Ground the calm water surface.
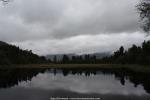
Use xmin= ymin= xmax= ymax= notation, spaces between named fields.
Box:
xmin=0 ymin=68 xmax=150 ymax=100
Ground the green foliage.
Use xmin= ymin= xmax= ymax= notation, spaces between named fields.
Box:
xmin=107 ymin=41 xmax=150 ymax=65
xmin=0 ymin=41 xmax=49 ymax=65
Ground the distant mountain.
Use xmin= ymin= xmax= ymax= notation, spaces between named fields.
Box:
xmin=0 ymin=41 xmax=48 ymax=65
xmin=46 ymin=52 xmax=111 ymax=61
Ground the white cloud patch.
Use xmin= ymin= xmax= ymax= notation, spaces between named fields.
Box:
xmin=11 ymin=32 xmax=149 ymax=55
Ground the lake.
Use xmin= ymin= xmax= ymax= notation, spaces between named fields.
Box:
xmin=0 ymin=68 xmax=150 ymax=100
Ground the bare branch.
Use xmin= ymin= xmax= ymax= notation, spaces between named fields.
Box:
xmin=137 ymin=0 xmax=150 ymax=33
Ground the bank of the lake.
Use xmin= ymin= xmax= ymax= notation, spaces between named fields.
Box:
xmin=0 ymin=64 xmax=150 ymax=74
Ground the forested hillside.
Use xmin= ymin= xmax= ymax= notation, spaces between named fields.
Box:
xmin=0 ymin=41 xmax=48 ymax=65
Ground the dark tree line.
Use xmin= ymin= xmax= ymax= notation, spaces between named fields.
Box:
xmin=0 ymin=41 xmax=49 ymax=65
xmin=53 ymin=54 xmax=97 ymax=64
xmin=53 ymin=41 xmax=150 ymax=65
xmin=103 ymin=40 xmax=150 ymax=65
xmin=60 ymin=55 xmax=96 ymax=64
xmin=0 ymin=40 xmax=150 ymax=65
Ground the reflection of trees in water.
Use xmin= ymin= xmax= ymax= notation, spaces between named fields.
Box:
xmin=0 ymin=68 xmax=45 ymax=88
xmin=112 ymin=69 xmax=150 ymax=94
xmin=0 ymin=68 xmax=150 ymax=94
xmin=54 ymin=68 xmax=150 ymax=94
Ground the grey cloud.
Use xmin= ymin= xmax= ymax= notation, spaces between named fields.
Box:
xmin=1 ymin=0 xmax=148 ymax=55
xmin=52 ymin=0 xmax=140 ymax=38
xmin=0 ymin=0 xmax=141 ymax=42
xmin=17 ymin=0 xmax=65 ymax=25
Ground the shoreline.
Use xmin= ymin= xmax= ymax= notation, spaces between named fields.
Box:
xmin=0 ymin=64 xmax=150 ymax=73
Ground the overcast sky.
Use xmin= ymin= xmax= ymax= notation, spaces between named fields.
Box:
xmin=0 ymin=0 xmax=150 ymax=55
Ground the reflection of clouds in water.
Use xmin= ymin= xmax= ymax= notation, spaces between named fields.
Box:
xmin=16 ymin=72 xmax=148 ymax=96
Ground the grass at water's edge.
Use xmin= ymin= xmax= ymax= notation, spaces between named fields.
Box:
xmin=0 ymin=64 xmax=150 ymax=73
